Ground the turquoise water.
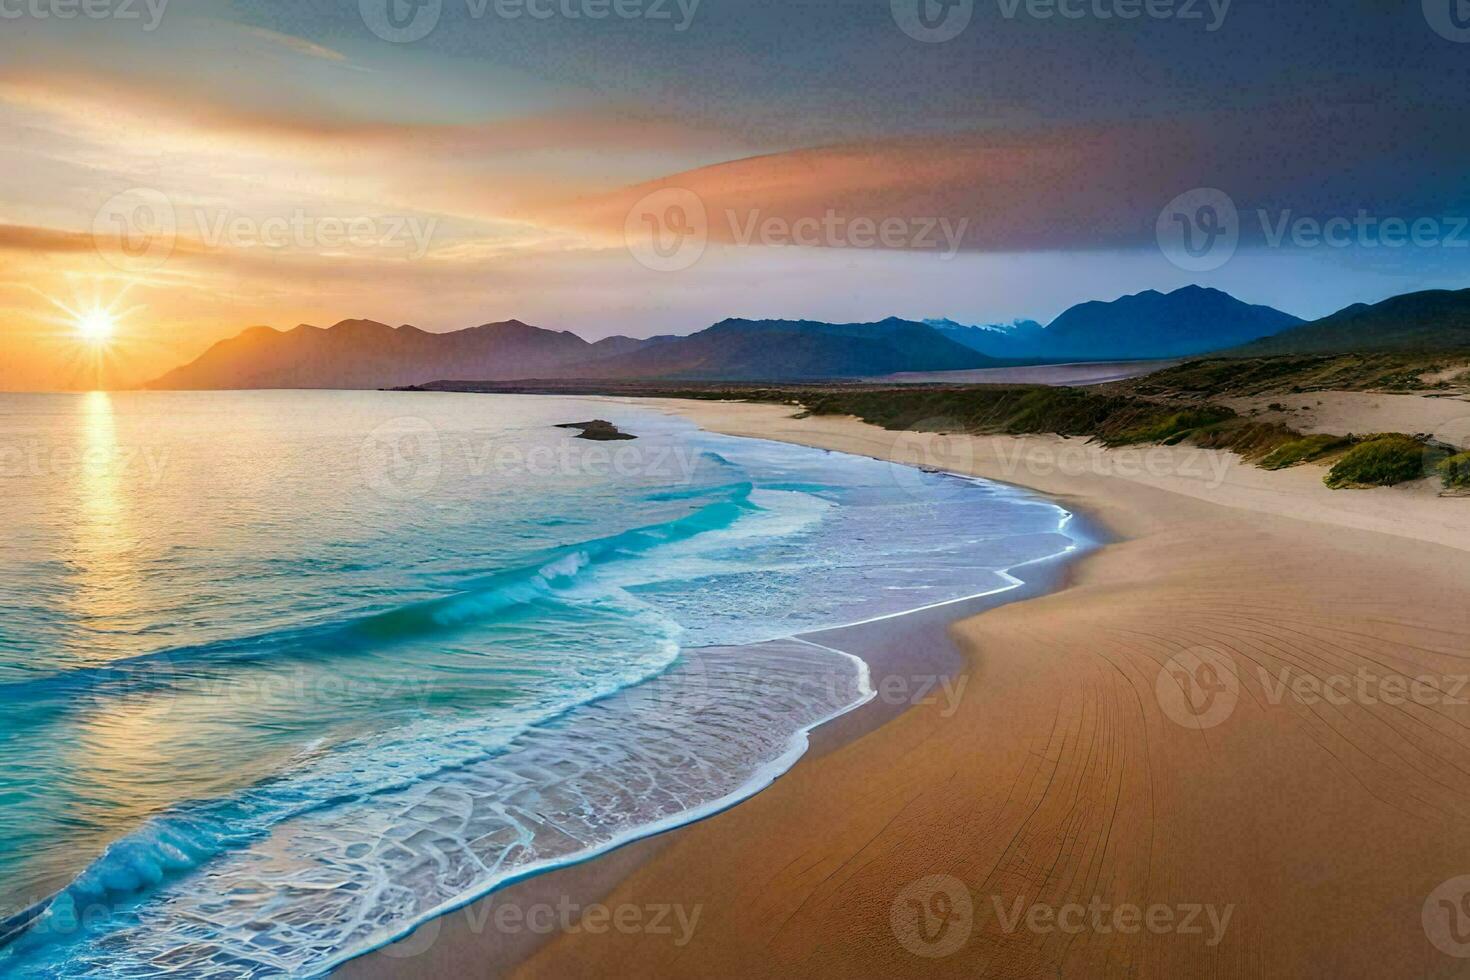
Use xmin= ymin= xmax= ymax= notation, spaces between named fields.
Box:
xmin=0 ymin=391 xmax=1076 ymax=976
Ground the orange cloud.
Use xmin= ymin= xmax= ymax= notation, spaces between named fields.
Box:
xmin=542 ymin=104 xmax=1470 ymax=254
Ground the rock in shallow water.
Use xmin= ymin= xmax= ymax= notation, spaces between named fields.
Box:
xmin=555 ymin=420 xmax=637 ymax=441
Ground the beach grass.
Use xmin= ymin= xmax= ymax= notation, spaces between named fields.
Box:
xmin=1259 ymin=433 xmax=1355 ymax=470
xmin=1439 ymin=452 xmax=1470 ymax=489
xmin=1323 ymin=434 xmax=1441 ymax=488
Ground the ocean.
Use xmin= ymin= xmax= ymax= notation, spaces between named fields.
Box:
xmin=0 ymin=390 xmax=1078 ymax=976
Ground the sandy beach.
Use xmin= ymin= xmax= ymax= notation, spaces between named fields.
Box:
xmin=350 ymin=397 xmax=1470 ymax=979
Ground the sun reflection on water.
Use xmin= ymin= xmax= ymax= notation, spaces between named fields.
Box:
xmin=65 ymin=391 xmax=145 ymax=665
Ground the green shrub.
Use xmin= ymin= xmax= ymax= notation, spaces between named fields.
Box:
xmin=1259 ymin=434 xmax=1353 ymax=471
xmin=1193 ymin=421 xmax=1300 ymax=461
xmin=1323 ymin=435 xmax=1432 ymax=489
xmin=1439 ymin=452 xmax=1470 ymax=489
xmin=1104 ymin=407 xmax=1235 ymax=447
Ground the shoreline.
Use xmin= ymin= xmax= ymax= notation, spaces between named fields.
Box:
xmin=344 ymin=545 xmax=1098 ymax=978
xmin=488 ymin=398 xmax=1470 ymax=978
xmin=340 ymin=419 xmax=1103 ymax=979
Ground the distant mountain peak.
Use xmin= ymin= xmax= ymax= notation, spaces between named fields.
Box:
xmin=1036 ymin=286 xmax=1303 ymax=360
xmin=327 ymin=318 xmax=395 ymax=331
xmin=1229 ymin=287 xmax=1470 ymax=355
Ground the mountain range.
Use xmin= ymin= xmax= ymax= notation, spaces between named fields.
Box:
xmin=929 ymin=286 xmax=1302 ymax=361
xmin=145 ymin=284 xmax=1470 ymax=390
xmin=147 ymin=315 xmax=998 ymax=389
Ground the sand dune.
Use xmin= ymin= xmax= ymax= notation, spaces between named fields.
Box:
xmin=1227 ymin=390 xmax=1470 ymax=451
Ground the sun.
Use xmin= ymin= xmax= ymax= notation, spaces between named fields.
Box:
xmin=77 ymin=308 xmax=116 ymax=343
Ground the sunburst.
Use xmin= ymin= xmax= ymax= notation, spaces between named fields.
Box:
xmin=76 ymin=308 xmax=117 ymax=343
xmin=33 ymin=281 xmax=148 ymax=389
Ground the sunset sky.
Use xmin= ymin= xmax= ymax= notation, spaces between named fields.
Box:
xmin=3 ymin=0 xmax=1470 ymax=390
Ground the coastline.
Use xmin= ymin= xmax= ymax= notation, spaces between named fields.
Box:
xmin=493 ymin=398 xmax=1470 ymax=977
xmin=341 ymin=542 xmax=1098 ymax=979
xmin=338 ymin=413 xmax=1101 ymax=979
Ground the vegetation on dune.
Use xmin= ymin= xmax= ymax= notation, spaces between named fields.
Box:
xmin=1259 ymin=434 xmax=1355 ymax=471
xmin=1105 ymin=407 xmax=1236 ymax=447
xmin=419 ymin=353 xmax=1470 ymax=495
xmin=1125 ymin=351 xmax=1470 ymax=399
xmin=1190 ymin=421 xmax=1310 ymax=462
xmin=795 ymin=387 xmax=1455 ymax=492
xmin=1323 ymin=435 xmax=1440 ymax=489
xmin=1439 ymin=453 xmax=1470 ymax=490
xmin=796 ymin=386 xmax=1236 ymax=447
